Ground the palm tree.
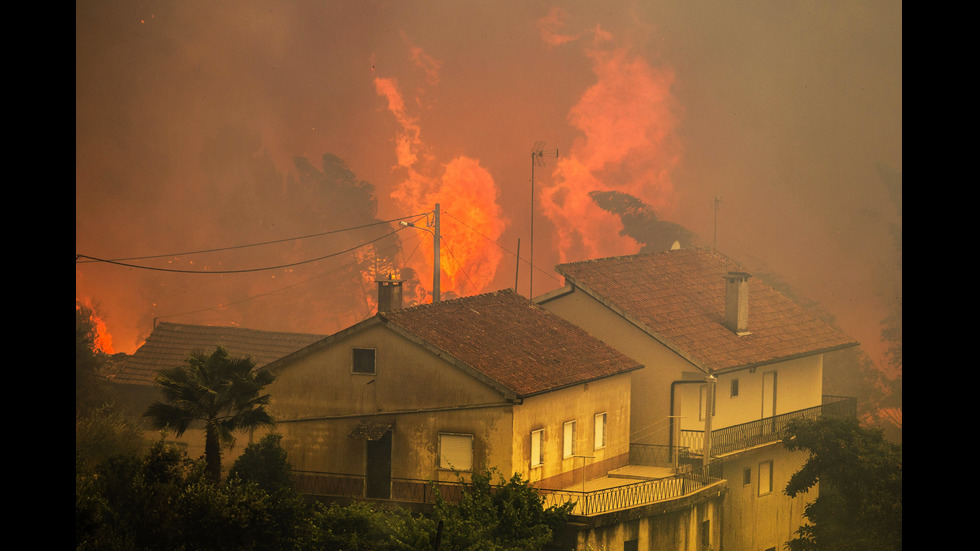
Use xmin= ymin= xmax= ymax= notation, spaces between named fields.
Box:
xmin=143 ymin=346 xmax=276 ymax=482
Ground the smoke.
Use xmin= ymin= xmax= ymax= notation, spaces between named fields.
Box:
xmin=538 ymin=18 xmax=683 ymax=263
xmin=76 ymin=0 xmax=901 ymax=394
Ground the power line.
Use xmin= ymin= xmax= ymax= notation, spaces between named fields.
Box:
xmin=76 ymin=226 xmax=411 ymax=275
xmin=443 ymin=210 xmax=560 ymax=284
xmin=75 ymin=214 xmax=426 ymax=264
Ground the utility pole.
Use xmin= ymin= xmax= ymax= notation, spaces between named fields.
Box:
xmin=432 ymin=203 xmax=440 ymax=302
xmin=529 ymin=142 xmax=557 ymax=298
xmin=399 ymin=204 xmax=441 ymax=303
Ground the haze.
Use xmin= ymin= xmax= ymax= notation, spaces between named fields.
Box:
xmin=75 ymin=0 xmax=901 ymax=388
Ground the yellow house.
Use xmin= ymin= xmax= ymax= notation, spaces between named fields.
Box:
xmin=260 ymin=286 xmax=643 ymax=502
xmin=537 ymin=247 xmax=859 ymax=551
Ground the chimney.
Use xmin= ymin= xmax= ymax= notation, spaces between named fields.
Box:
xmin=376 ymin=275 xmax=404 ymax=313
xmin=723 ymin=272 xmax=751 ymax=335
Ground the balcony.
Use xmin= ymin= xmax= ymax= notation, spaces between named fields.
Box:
xmin=289 ymin=398 xmax=854 ymax=518
xmin=679 ymin=395 xmax=857 ymax=458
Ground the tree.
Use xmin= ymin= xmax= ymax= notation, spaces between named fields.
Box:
xmin=229 ymin=433 xmax=295 ymax=494
xmin=782 ymin=416 xmax=902 ymax=551
xmin=143 ymin=346 xmax=276 ymax=483
xmin=431 ymin=468 xmax=575 ymax=550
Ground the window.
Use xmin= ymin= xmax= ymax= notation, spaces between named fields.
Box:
xmin=758 ymin=460 xmax=773 ymax=495
xmin=352 ymin=347 xmax=376 ymax=374
xmin=563 ymin=420 xmax=576 ymax=458
xmin=530 ymin=429 xmax=544 ymax=468
xmin=731 ymin=378 xmax=740 ymax=397
xmin=594 ymin=412 xmax=607 ymax=450
xmin=700 ymin=520 xmax=710 ymax=549
xmin=743 ymin=467 xmax=752 ymax=486
xmin=439 ymin=433 xmax=473 ymax=471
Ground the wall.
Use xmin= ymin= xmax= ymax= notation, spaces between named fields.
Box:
xmin=512 ymin=374 xmax=632 ymax=489
xmin=265 ymin=321 xmax=514 ymax=480
xmin=540 ymin=287 xmax=698 ymax=447
xmin=717 ymin=445 xmax=813 ymax=551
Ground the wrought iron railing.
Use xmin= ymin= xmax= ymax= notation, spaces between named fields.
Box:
xmin=290 ymin=470 xmax=468 ymax=504
xmin=538 ymin=464 xmax=721 ymax=516
xmin=680 ymin=395 xmax=857 ymax=456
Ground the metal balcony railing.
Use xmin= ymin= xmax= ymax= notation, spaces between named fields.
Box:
xmin=538 ymin=464 xmax=722 ymax=516
xmin=680 ymin=395 xmax=857 ymax=456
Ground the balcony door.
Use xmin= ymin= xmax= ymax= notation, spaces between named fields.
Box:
xmin=762 ymin=371 xmax=777 ymax=419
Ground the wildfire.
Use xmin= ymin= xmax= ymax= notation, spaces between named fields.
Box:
xmin=538 ymin=20 xmax=682 ymax=263
xmin=375 ymin=47 xmax=506 ymax=300
xmin=76 ymin=299 xmax=116 ymax=355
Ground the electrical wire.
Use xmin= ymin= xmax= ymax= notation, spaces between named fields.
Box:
xmin=443 ymin=210 xmax=561 ymax=284
xmin=75 ymin=213 xmax=426 ymax=264
xmin=76 ymin=226 xmax=410 ymax=275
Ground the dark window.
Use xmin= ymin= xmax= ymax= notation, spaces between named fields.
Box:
xmin=743 ymin=467 xmax=752 ymax=486
xmin=700 ymin=520 xmax=710 ymax=548
xmin=731 ymin=378 xmax=740 ymax=397
xmin=623 ymin=541 xmax=638 ymax=551
xmin=352 ymin=347 xmax=376 ymax=374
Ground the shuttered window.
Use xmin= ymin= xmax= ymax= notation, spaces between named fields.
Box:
xmin=563 ymin=420 xmax=576 ymax=458
xmin=530 ymin=429 xmax=544 ymax=467
xmin=352 ymin=347 xmax=376 ymax=374
xmin=439 ymin=433 xmax=473 ymax=471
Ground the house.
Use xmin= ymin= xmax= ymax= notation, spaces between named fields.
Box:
xmin=536 ymin=247 xmax=859 ymax=550
xmin=260 ymin=285 xmax=644 ymax=500
xmin=107 ymin=321 xmax=325 ymax=460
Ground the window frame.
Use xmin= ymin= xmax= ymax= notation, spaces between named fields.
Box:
xmin=530 ymin=429 xmax=544 ymax=468
xmin=563 ymin=420 xmax=576 ymax=459
xmin=438 ymin=432 xmax=474 ymax=472
xmin=758 ymin=460 xmax=773 ymax=496
xmin=731 ymin=378 xmax=740 ymax=397
xmin=351 ymin=347 xmax=377 ymax=375
xmin=594 ymin=412 xmax=607 ymax=450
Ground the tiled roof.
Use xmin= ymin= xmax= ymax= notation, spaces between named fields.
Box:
xmin=554 ymin=248 xmax=858 ymax=373
xmin=108 ymin=322 xmax=325 ymax=386
xmin=380 ymin=289 xmax=642 ymax=398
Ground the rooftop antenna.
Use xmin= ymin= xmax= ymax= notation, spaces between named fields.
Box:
xmin=713 ymin=195 xmax=723 ymax=251
xmin=530 ymin=141 xmax=558 ymax=298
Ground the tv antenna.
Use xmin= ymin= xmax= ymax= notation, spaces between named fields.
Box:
xmin=529 ymin=141 xmax=558 ymax=298
xmin=713 ymin=195 xmax=723 ymax=251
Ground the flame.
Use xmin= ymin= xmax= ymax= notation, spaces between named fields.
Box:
xmin=538 ymin=22 xmax=682 ymax=263
xmin=76 ymin=298 xmax=116 ymax=355
xmin=375 ymin=45 xmax=506 ymax=300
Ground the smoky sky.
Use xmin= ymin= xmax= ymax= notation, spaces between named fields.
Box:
xmin=76 ymin=0 xmax=901 ymax=378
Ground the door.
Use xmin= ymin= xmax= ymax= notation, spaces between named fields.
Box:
xmin=762 ymin=370 xmax=777 ymax=420
xmin=366 ymin=430 xmax=392 ymax=499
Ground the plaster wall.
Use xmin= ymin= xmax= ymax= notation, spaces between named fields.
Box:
xmin=540 ymin=287 xmax=697 ymax=447
xmin=719 ymin=445 xmax=813 ymax=551
xmin=675 ymin=354 xmax=824 ymax=433
xmin=511 ymin=374 xmax=632 ymax=488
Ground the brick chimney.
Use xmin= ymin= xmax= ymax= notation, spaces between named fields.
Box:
xmin=376 ymin=275 xmax=404 ymax=313
xmin=723 ymin=272 xmax=751 ymax=335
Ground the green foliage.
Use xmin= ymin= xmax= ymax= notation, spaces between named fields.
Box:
xmin=229 ymin=433 xmax=295 ymax=494
xmin=143 ymin=346 xmax=277 ymax=482
xmin=432 ymin=468 xmax=575 ymax=551
xmin=782 ymin=417 xmax=902 ymax=551
xmin=76 ymin=404 xmax=150 ymax=471
xmin=77 ymin=438 xmax=569 ymax=551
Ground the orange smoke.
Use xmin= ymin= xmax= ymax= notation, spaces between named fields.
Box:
xmin=539 ymin=22 xmax=682 ymax=263
xmin=375 ymin=45 xmax=506 ymax=300
xmin=76 ymin=298 xmax=116 ymax=355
